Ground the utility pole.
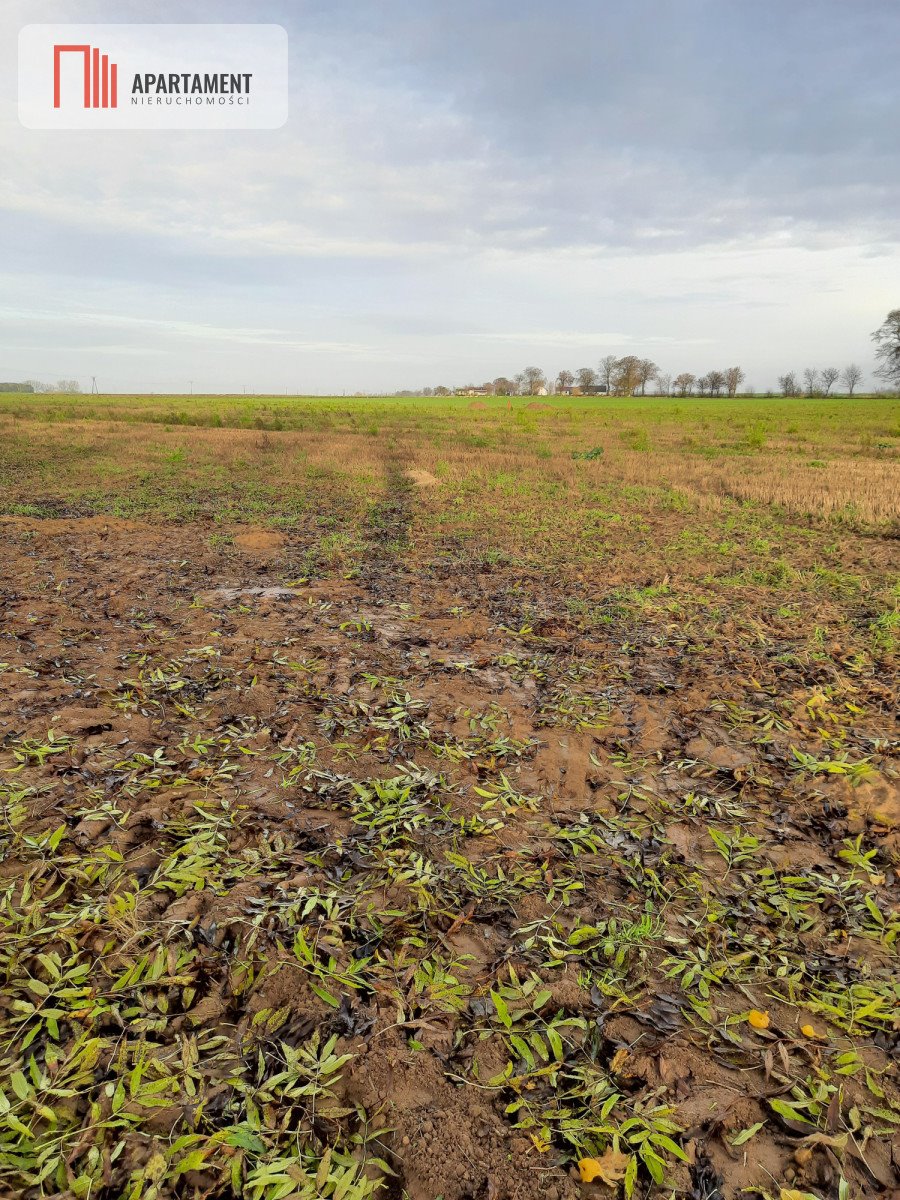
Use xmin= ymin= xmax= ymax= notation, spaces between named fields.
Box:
xmin=189 ymin=380 xmax=193 ymax=396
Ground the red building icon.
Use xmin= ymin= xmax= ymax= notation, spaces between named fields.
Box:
xmin=53 ymin=44 xmax=118 ymax=108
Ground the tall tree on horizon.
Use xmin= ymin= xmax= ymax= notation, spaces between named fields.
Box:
xmin=707 ymin=369 xmax=725 ymax=396
xmin=598 ymin=354 xmax=618 ymax=394
xmin=724 ymin=366 xmax=745 ymax=396
xmin=637 ymin=358 xmax=658 ymax=395
xmin=521 ymin=366 xmax=547 ymax=395
xmin=841 ymin=364 xmax=862 ymax=396
xmin=872 ymin=309 xmax=900 ymax=389
xmin=820 ymin=367 xmax=839 ymax=395
xmin=614 ymin=355 xmax=642 ymax=396
xmin=779 ymin=372 xmax=801 ymax=397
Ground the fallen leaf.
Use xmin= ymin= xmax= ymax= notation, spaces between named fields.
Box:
xmin=579 ymin=1158 xmax=601 ymax=1182
xmin=730 ymin=1120 xmax=765 ymax=1147
xmin=446 ymin=901 xmax=477 ymax=937
xmin=779 ymin=1190 xmax=822 ymax=1200
xmin=798 ymin=1132 xmax=848 ymax=1152
xmin=145 ymin=1153 xmax=167 ymax=1185
xmin=748 ymin=1009 xmax=770 ymax=1029
xmin=578 ymin=1148 xmax=631 ymax=1186
xmin=800 ymin=1024 xmax=819 ymax=1038
xmin=609 ymin=1048 xmax=629 ymax=1074
xmin=825 ymin=1090 xmax=841 ymax=1133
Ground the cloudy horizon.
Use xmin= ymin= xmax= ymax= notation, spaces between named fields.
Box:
xmin=2 ymin=0 xmax=898 ymax=394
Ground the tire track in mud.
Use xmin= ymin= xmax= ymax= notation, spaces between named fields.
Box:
xmin=359 ymin=456 xmax=414 ymax=595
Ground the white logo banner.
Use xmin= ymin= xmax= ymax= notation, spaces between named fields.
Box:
xmin=19 ymin=24 xmax=288 ymax=129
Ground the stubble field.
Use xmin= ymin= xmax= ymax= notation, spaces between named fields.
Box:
xmin=0 ymin=392 xmax=898 ymax=1200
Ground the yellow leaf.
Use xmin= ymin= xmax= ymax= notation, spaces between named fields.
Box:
xmin=748 ymin=1009 xmax=770 ymax=1029
xmin=800 ymin=1024 xmax=819 ymax=1038
xmin=579 ymin=1159 xmax=602 ymax=1183
xmin=609 ymin=1048 xmax=629 ymax=1074
xmin=780 ymin=1189 xmax=822 ymax=1200
xmin=145 ymin=1153 xmax=167 ymax=1185
xmin=578 ymin=1149 xmax=631 ymax=1186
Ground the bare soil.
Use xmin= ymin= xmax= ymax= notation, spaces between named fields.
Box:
xmin=0 ymin=512 xmax=897 ymax=1200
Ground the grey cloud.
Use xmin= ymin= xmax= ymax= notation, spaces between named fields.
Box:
xmin=0 ymin=0 xmax=897 ymax=391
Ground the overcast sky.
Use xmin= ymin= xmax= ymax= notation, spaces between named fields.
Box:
xmin=2 ymin=0 xmax=898 ymax=393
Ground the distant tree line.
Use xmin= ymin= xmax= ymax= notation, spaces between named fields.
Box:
xmin=420 ymin=312 xmax=900 ymax=400
xmin=776 ymin=365 xmax=862 ymax=397
xmin=422 ymin=358 xmax=863 ymax=398
xmin=0 ymin=379 xmax=83 ymax=393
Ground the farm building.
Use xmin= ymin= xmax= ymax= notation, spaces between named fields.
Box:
xmin=558 ymin=384 xmax=609 ymax=396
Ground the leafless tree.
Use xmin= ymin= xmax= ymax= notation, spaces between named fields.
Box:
xmin=576 ymin=367 xmax=598 ymax=390
xmin=840 ymin=364 xmax=862 ymax=396
xmin=724 ymin=366 xmax=745 ymax=397
xmin=819 ymin=367 xmax=839 ymax=396
xmin=493 ymin=376 xmax=515 ymax=395
xmin=521 ymin=367 xmax=547 ymax=395
xmin=707 ymin=370 xmax=725 ymax=396
xmin=556 ymin=369 xmax=574 ymax=392
xmin=598 ymin=354 xmax=618 ymax=395
xmin=56 ymin=380 xmax=82 ymax=393
xmin=803 ymin=368 xmax=820 ymax=397
xmin=434 ymin=385 xmax=451 ymax=396
xmin=614 ymin=355 xmax=642 ymax=396
xmin=778 ymin=372 xmax=801 ymax=397
xmin=655 ymin=372 xmax=672 ymax=396
xmin=637 ymin=358 xmax=658 ymax=396
xmin=695 ymin=374 xmax=710 ymax=396
xmin=872 ymin=308 xmax=900 ymax=389
xmin=673 ymin=372 xmax=695 ymax=396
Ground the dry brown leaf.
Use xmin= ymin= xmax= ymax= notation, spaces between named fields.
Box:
xmin=578 ymin=1148 xmax=631 ymax=1186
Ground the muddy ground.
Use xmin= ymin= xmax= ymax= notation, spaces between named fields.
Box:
xmin=0 ymin=510 xmax=897 ymax=1200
